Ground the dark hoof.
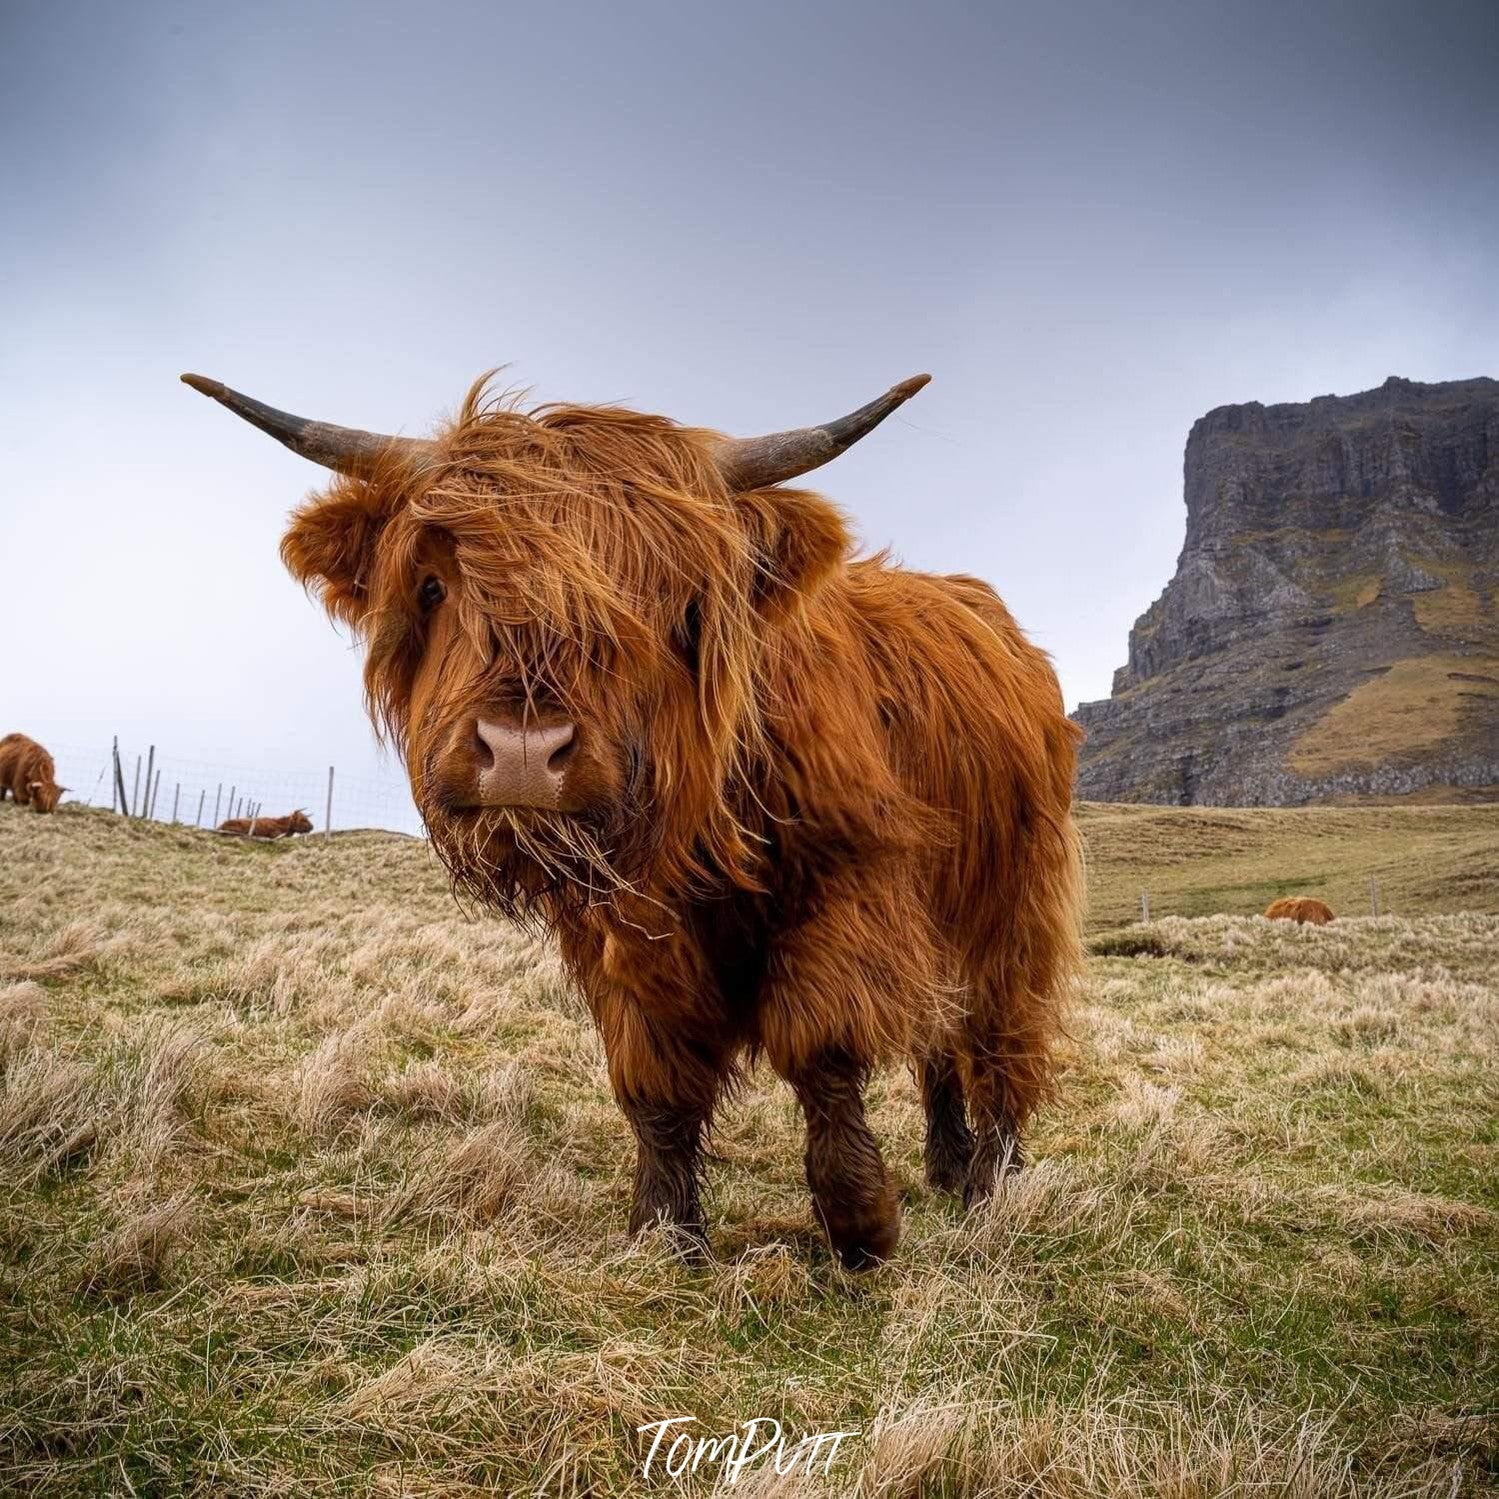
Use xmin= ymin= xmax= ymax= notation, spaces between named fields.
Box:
xmin=836 ymin=1231 xmax=897 ymax=1272
xmin=818 ymin=1191 xmax=901 ymax=1271
xmin=630 ymin=1207 xmax=709 ymax=1264
xmin=924 ymin=1148 xmax=971 ymax=1196
xmin=665 ymin=1225 xmax=711 ymax=1267
xmin=962 ymin=1139 xmax=1025 ymax=1210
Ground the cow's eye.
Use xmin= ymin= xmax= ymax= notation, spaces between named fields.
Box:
xmin=419 ymin=576 xmax=446 ymax=611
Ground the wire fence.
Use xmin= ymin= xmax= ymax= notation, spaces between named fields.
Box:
xmin=48 ymin=739 xmax=425 ymax=839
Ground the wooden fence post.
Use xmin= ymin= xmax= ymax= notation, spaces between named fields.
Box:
xmin=149 ymin=768 xmax=161 ymax=820
xmin=131 ymin=756 xmax=141 ymax=817
xmin=142 ymin=746 xmax=155 ymax=821
xmin=228 ymin=786 xmax=236 ymax=823
xmin=1140 ymin=889 xmax=1150 ymax=923
xmin=171 ymin=783 xmax=180 ymax=824
xmin=196 ymin=789 xmax=205 ymax=827
xmin=325 ymin=766 xmax=334 ymax=838
xmin=1369 ymin=877 xmax=1379 ymax=917
xmin=213 ymin=785 xmax=222 ymax=826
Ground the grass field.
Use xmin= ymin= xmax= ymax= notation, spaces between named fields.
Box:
xmin=1078 ymin=800 xmax=1499 ymax=931
xmin=1 ymin=802 xmax=1495 ymax=1495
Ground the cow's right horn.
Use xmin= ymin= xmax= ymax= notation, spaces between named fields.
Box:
xmin=181 ymin=374 xmax=436 ymax=476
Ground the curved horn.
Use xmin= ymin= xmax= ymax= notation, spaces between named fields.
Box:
xmin=711 ymin=373 xmax=930 ymax=490
xmin=180 ymin=373 xmax=435 ymax=475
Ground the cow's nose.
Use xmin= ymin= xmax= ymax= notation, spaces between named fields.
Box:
xmin=473 ymin=718 xmax=576 ymax=809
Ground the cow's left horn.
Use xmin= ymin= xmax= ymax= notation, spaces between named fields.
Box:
xmin=180 ymin=374 xmax=436 ymax=476
xmin=710 ymin=373 xmax=931 ymax=490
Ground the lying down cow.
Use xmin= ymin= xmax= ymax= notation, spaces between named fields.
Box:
xmin=185 ymin=367 xmax=1082 ymax=1268
xmin=218 ymin=810 xmax=314 ymax=839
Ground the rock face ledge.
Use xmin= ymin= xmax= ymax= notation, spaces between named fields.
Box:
xmin=1074 ymin=376 xmax=1499 ymax=805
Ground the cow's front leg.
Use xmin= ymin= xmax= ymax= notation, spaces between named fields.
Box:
xmin=586 ymin=935 xmax=732 ymax=1259
xmin=618 ymin=1066 xmax=717 ymax=1252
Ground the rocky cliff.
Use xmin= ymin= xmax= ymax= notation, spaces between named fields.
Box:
xmin=1074 ymin=376 xmax=1499 ymax=805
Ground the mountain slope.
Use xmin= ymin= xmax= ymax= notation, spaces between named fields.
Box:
xmin=1075 ymin=376 xmax=1499 ymax=805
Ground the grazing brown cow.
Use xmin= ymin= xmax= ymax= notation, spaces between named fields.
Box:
xmin=0 ymin=733 xmax=66 ymax=813
xmin=218 ymin=810 xmax=314 ymax=839
xmin=1264 ymin=897 xmax=1334 ymax=925
xmin=185 ymin=368 xmax=1083 ymax=1268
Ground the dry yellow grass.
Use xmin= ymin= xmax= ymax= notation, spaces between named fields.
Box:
xmin=1286 ymin=654 xmax=1499 ymax=777
xmin=1078 ymin=797 xmax=1499 ymax=929
xmin=1413 ymin=580 xmax=1491 ymax=638
xmin=1 ymin=802 xmax=1495 ymax=1494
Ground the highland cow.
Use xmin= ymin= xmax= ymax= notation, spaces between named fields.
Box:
xmin=218 ymin=810 xmax=314 ymax=839
xmin=1264 ymin=896 xmax=1334 ymax=924
xmin=184 ymin=368 xmax=1083 ymax=1268
xmin=0 ymin=733 xmax=65 ymax=813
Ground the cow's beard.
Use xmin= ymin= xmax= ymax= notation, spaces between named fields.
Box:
xmin=424 ymin=804 xmax=644 ymax=931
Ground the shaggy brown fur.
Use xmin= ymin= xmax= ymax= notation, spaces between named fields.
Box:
xmin=218 ymin=811 xmax=314 ymax=839
xmin=0 ymin=733 xmax=64 ymax=813
xmin=277 ymin=378 xmax=1083 ymax=1267
xmin=1264 ymin=896 xmax=1334 ymax=925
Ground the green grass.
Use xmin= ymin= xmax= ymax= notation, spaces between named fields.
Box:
xmin=1078 ymin=799 xmax=1499 ymax=930
xmin=1 ymin=803 xmax=1495 ymax=1494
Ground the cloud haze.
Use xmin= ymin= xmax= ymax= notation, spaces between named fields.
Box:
xmin=3 ymin=0 xmax=1495 ymax=828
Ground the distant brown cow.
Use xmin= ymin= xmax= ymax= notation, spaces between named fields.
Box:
xmin=218 ymin=810 xmax=314 ymax=839
xmin=0 ymin=733 xmax=66 ymax=813
xmin=1264 ymin=897 xmax=1334 ymax=924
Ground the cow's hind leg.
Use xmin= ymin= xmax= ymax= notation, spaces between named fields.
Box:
xmin=788 ymin=1049 xmax=900 ymax=1271
xmin=960 ymin=982 xmax=1053 ymax=1207
xmin=963 ymin=1055 xmax=1026 ymax=1207
xmin=919 ymin=1051 xmax=973 ymax=1195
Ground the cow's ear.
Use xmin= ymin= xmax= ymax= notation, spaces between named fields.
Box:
xmin=280 ymin=487 xmax=389 ymax=629
xmin=741 ymin=488 xmax=850 ymax=620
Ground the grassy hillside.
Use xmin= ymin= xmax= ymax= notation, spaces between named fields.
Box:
xmin=1 ymin=803 xmax=1496 ymax=1495
xmin=1079 ymin=799 xmax=1499 ymax=930
xmin=1285 ymin=654 xmax=1499 ymax=780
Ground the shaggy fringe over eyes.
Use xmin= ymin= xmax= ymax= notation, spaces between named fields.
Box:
xmin=284 ymin=376 xmax=849 ymax=909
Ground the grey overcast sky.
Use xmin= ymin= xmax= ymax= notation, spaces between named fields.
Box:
xmin=2 ymin=0 xmax=1496 ymax=827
